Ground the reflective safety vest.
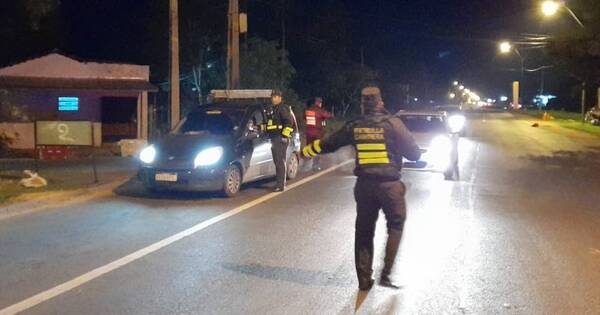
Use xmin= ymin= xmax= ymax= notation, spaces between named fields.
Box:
xmin=265 ymin=104 xmax=294 ymax=138
xmin=266 ymin=119 xmax=294 ymax=137
xmin=305 ymin=110 xmax=317 ymax=127
xmin=353 ymin=128 xmax=390 ymax=166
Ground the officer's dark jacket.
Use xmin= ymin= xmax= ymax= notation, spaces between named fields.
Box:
xmin=309 ymin=109 xmax=421 ymax=180
xmin=266 ymin=103 xmax=294 ymax=138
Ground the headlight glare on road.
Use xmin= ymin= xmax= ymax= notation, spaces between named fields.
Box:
xmin=194 ymin=146 xmax=224 ymax=168
xmin=448 ymin=115 xmax=466 ymax=133
xmin=139 ymin=145 xmax=157 ymax=164
xmin=425 ymin=136 xmax=452 ymax=170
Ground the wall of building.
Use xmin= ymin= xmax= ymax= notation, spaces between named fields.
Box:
xmin=2 ymin=89 xmax=138 ymax=123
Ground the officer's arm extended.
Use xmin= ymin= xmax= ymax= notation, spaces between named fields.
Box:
xmin=280 ymin=105 xmax=294 ymax=138
xmin=302 ymin=123 xmax=353 ymax=158
xmin=390 ymin=118 xmax=421 ymax=162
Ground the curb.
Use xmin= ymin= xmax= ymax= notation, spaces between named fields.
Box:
xmin=0 ymin=176 xmax=131 ymax=221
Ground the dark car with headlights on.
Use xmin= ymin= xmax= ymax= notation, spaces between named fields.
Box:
xmin=397 ymin=111 xmax=464 ymax=181
xmin=138 ymin=103 xmax=301 ymax=196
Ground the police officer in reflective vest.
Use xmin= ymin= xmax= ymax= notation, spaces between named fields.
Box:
xmin=266 ymin=89 xmax=295 ymax=192
xmin=302 ymin=87 xmax=421 ymax=290
xmin=304 ymin=97 xmax=333 ymax=170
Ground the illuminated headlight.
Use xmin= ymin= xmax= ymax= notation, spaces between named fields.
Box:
xmin=194 ymin=146 xmax=224 ymax=168
xmin=423 ymin=136 xmax=452 ymax=169
xmin=139 ymin=145 xmax=157 ymax=164
xmin=448 ymin=115 xmax=466 ymax=133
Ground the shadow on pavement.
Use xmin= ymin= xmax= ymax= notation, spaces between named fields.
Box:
xmin=220 ymin=262 xmax=353 ymax=288
xmin=113 ymin=177 xmax=277 ymax=201
xmin=523 ymin=146 xmax=600 ymax=170
xmin=517 ymin=146 xmax=600 ymax=195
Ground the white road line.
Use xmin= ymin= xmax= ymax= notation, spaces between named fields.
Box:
xmin=0 ymin=159 xmax=354 ymax=315
xmin=458 ymin=143 xmax=480 ymax=311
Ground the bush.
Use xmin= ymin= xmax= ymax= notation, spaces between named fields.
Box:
xmin=0 ymin=132 xmax=16 ymax=157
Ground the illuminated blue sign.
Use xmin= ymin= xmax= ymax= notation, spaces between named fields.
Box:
xmin=58 ymin=97 xmax=79 ymax=111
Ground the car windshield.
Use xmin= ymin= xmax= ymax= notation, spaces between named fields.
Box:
xmin=400 ymin=115 xmax=447 ymax=133
xmin=172 ymin=107 xmax=245 ymax=136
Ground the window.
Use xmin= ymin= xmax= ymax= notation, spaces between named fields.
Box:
xmin=400 ymin=115 xmax=446 ymax=133
xmin=172 ymin=108 xmax=245 ymax=136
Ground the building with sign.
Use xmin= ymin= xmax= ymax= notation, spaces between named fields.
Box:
xmin=0 ymin=53 xmax=157 ymax=152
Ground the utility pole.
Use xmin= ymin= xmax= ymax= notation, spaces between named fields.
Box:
xmin=279 ymin=0 xmax=286 ymax=88
xmin=169 ymin=0 xmax=180 ymax=129
xmin=227 ymin=0 xmax=240 ymax=89
xmin=581 ymin=81 xmax=587 ymax=123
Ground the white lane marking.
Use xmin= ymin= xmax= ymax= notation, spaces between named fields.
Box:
xmin=458 ymin=143 xmax=480 ymax=311
xmin=0 ymin=160 xmax=354 ymax=315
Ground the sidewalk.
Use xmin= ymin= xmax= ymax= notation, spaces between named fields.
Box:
xmin=0 ymin=156 xmax=138 ymax=217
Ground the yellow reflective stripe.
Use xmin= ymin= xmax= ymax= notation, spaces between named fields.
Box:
xmin=303 ymin=146 xmax=317 ymax=158
xmin=357 ymin=143 xmax=386 ymax=151
xmin=358 ymin=158 xmax=390 ymax=165
xmin=282 ymin=127 xmax=293 ymax=137
xmin=358 ymin=151 xmax=388 ymax=159
xmin=266 ymin=125 xmax=278 ymax=130
xmin=313 ymin=139 xmax=322 ymax=153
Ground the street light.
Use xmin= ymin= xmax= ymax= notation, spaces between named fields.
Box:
xmin=499 ymin=41 xmax=525 ymax=78
xmin=449 ymin=92 xmax=456 ymax=99
xmin=540 ymin=0 xmax=585 ymax=28
xmin=499 ymin=41 xmax=512 ymax=54
xmin=541 ymin=0 xmax=560 ymax=17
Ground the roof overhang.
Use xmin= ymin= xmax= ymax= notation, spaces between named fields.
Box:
xmin=0 ymin=76 xmax=158 ymax=92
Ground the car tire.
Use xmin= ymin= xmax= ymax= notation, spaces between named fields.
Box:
xmin=223 ymin=165 xmax=242 ymax=197
xmin=286 ymin=153 xmax=299 ymax=180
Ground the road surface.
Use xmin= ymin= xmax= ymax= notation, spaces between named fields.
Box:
xmin=1 ymin=112 xmax=599 ymax=314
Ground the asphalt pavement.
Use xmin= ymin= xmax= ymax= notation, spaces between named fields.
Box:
xmin=1 ymin=112 xmax=599 ymax=314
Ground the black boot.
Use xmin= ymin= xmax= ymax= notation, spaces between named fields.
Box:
xmin=380 ymin=229 xmax=402 ymax=289
xmin=355 ymin=241 xmax=374 ymax=291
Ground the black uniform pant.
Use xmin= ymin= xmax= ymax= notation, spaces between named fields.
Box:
xmin=353 ymin=177 xmax=407 ymax=284
xmin=271 ymin=136 xmax=288 ymax=189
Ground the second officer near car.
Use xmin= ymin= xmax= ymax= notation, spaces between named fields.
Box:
xmin=266 ymin=89 xmax=295 ymax=192
xmin=302 ymin=86 xmax=421 ymax=290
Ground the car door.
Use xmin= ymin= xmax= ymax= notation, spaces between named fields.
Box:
xmin=243 ymin=109 xmax=275 ymax=182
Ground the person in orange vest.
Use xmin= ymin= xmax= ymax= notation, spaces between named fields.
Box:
xmin=304 ymin=97 xmax=333 ymax=170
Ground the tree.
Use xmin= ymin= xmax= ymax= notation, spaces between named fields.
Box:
xmin=23 ymin=0 xmax=59 ymax=31
xmin=240 ymin=37 xmax=304 ymax=116
xmin=546 ymin=0 xmax=600 ymax=85
xmin=241 ymin=37 xmax=295 ymax=90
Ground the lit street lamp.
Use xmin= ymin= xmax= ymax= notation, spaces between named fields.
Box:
xmin=541 ymin=0 xmax=585 ymax=29
xmin=499 ymin=41 xmax=512 ymax=54
xmin=540 ymin=1 xmax=586 ymax=121
xmin=498 ymin=41 xmax=525 ymax=78
xmin=541 ymin=0 xmax=560 ymax=17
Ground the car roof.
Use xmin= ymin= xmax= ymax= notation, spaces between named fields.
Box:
xmin=205 ymin=101 xmax=264 ymax=108
xmin=396 ymin=110 xmax=446 ymax=117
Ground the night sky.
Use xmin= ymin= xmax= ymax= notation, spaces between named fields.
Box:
xmin=0 ymin=0 xmax=576 ymax=106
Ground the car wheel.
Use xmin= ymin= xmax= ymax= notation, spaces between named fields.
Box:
xmin=223 ymin=165 xmax=242 ymax=197
xmin=286 ymin=153 xmax=299 ymax=180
